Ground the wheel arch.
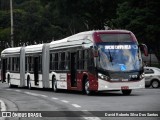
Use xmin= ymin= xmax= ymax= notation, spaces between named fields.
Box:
xmin=7 ymin=73 xmax=10 ymax=83
xmin=50 ymin=72 xmax=58 ymax=80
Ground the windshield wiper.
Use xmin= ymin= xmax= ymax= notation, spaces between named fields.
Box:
xmin=108 ymin=49 xmax=113 ymax=63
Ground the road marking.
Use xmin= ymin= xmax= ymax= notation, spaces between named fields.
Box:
xmin=40 ymin=94 xmax=48 ymax=98
xmin=83 ymin=117 xmax=101 ymax=120
xmin=24 ymin=92 xmax=39 ymax=96
xmin=72 ymin=104 xmax=81 ymax=108
xmin=6 ymin=89 xmax=12 ymax=91
xmin=51 ymin=97 xmax=58 ymax=100
xmin=61 ymin=100 xmax=69 ymax=103
xmin=24 ymin=92 xmax=48 ymax=98
xmin=81 ymin=110 xmax=92 ymax=115
xmin=14 ymin=90 xmax=21 ymax=92
xmin=81 ymin=110 xmax=101 ymax=120
xmin=82 ymin=110 xmax=88 ymax=111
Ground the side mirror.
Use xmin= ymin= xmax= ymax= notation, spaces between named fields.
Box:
xmin=139 ymin=44 xmax=148 ymax=56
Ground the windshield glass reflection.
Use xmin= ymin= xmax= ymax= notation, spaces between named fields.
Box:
xmin=97 ymin=42 xmax=142 ymax=72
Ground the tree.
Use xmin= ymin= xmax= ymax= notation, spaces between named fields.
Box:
xmin=0 ymin=10 xmax=10 ymax=50
xmin=114 ymin=0 xmax=160 ymax=62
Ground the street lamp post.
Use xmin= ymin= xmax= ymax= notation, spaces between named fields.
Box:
xmin=10 ymin=0 xmax=14 ymax=47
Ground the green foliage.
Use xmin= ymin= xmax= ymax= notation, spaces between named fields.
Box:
xmin=0 ymin=0 xmax=159 ymax=63
xmin=0 ymin=0 xmax=118 ymax=47
xmin=0 ymin=27 xmax=10 ymax=51
xmin=0 ymin=10 xmax=10 ymax=50
xmin=114 ymin=0 xmax=160 ymax=61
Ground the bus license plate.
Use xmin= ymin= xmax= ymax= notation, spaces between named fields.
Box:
xmin=121 ymin=86 xmax=129 ymax=90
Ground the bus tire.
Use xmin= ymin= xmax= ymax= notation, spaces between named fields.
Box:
xmin=53 ymin=77 xmax=58 ymax=92
xmin=8 ymin=75 xmax=13 ymax=88
xmin=122 ymin=90 xmax=132 ymax=95
xmin=85 ymin=79 xmax=93 ymax=95
xmin=27 ymin=76 xmax=32 ymax=90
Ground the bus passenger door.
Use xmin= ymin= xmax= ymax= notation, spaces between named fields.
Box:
xmin=34 ymin=57 xmax=39 ymax=85
xmin=70 ymin=52 xmax=77 ymax=87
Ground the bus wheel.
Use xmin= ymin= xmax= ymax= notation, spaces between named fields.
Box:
xmin=27 ymin=77 xmax=32 ymax=90
xmin=53 ymin=78 xmax=58 ymax=92
xmin=122 ymin=90 xmax=132 ymax=95
xmin=8 ymin=75 xmax=13 ymax=88
xmin=85 ymin=80 xmax=92 ymax=95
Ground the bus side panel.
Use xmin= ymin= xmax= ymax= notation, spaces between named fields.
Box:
xmin=7 ymin=72 xmax=20 ymax=86
xmin=76 ymin=72 xmax=83 ymax=91
xmin=26 ymin=73 xmax=43 ymax=88
xmin=88 ymin=73 xmax=98 ymax=91
xmin=67 ymin=73 xmax=71 ymax=90
xmin=56 ymin=73 xmax=67 ymax=89
xmin=67 ymin=72 xmax=98 ymax=91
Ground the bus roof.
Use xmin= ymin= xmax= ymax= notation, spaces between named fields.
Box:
xmin=1 ymin=47 xmax=21 ymax=56
xmin=1 ymin=44 xmax=43 ymax=57
xmin=25 ymin=44 xmax=43 ymax=54
xmin=49 ymin=30 xmax=132 ymax=49
xmin=1 ymin=30 xmax=134 ymax=56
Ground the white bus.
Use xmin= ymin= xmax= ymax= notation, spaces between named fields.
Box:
xmin=1 ymin=44 xmax=50 ymax=89
xmin=1 ymin=30 xmax=148 ymax=95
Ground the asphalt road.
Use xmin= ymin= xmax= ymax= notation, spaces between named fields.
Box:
xmin=0 ymin=82 xmax=160 ymax=120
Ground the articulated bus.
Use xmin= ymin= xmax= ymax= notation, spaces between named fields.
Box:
xmin=1 ymin=30 xmax=148 ymax=95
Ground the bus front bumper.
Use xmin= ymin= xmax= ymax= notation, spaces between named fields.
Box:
xmin=97 ymin=78 xmax=145 ymax=91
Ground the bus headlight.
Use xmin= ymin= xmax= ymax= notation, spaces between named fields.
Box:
xmin=140 ymin=73 xmax=145 ymax=79
xmin=98 ymin=73 xmax=109 ymax=81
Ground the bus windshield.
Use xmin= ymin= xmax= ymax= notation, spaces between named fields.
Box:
xmin=97 ymin=42 xmax=142 ymax=72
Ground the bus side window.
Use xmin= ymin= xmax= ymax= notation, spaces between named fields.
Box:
xmin=38 ymin=55 xmax=42 ymax=72
xmin=7 ymin=58 xmax=8 ymax=71
xmin=50 ymin=54 xmax=52 ymax=70
xmin=60 ymin=52 xmax=65 ymax=70
xmin=54 ymin=53 xmax=59 ymax=70
xmin=8 ymin=58 xmax=10 ymax=71
xmin=52 ymin=53 xmax=55 ymax=70
xmin=66 ymin=52 xmax=70 ymax=70
xmin=77 ymin=51 xmax=80 ymax=70
xmin=15 ymin=57 xmax=17 ymax=71
xmin=80 ymin=50 xmax=88 ymax=70
xmin=31 ymin=57 xmax=34 ymax=72
xmin=84 ymin=50 xmax=88 ymax=70
xmin=12 ymin=57 xmax=14 ymax=71
xmin=14 ymin=57 xmax=16 ymax=71
xmin=9 ymin=58 xmax=11 ymax=71
xmin=17 ymin=57 xmax=20 ymax=72
xmin=7 ymin=58 xmax=10 ymax=71
xmin=82 ymin=50 xmax=85 ymax=70
xmin=28 ymin=56 xmax=32 ymax=72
